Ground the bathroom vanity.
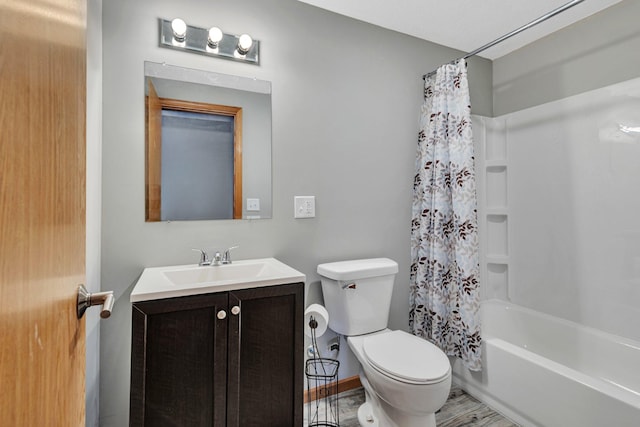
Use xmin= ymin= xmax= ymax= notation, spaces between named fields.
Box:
xmin=129 ymin=258 xmax=305 ymax=426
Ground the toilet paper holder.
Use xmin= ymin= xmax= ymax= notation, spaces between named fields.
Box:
xmin=305 ymin=304 xmax=329 ymax=338
xmin=305 ymin=310 xmax=340 ymax=427
xmin=308 ymin=316 xmax=318 ymax=329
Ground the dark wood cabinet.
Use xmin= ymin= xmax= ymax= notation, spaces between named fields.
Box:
xmin=130 ymin=282 xmax=304 ymax=427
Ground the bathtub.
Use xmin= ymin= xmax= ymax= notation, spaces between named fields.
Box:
xmin=451 ymin=299 xmax=640 ymax=427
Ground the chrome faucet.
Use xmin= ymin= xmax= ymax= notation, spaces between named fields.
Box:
xmin=193 ymin=246 xmax=238 ymax=266
xmin=192 ymin=248 xmax=212 ymax=266
xmin=211 ymin=251 xmax=222 ymax=266
xmin=221 ymin=245 xmax=239 ymax=264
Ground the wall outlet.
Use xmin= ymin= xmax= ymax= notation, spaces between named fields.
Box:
xmin=246 ymin=198 xmax=260 ymax=211
xmin=294 ymin=196 xmax=315 ymax=218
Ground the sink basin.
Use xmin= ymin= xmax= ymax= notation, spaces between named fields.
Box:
xmin=164 ymin=260 xmax=285 ymax=286
xmin=131 ymin=258 xmax=306 ymax=302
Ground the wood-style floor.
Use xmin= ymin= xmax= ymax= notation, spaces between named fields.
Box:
xmin=305 ymin=385 xmax=519 ymax=426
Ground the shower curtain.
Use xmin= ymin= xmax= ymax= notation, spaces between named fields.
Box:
xmin=410 ymin=59 xmax=482 ymax=371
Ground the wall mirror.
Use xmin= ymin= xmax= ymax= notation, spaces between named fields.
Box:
xmin=144 ymin=61 xmax=272 ymax=221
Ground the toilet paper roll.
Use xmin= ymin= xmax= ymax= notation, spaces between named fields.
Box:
xmin=304 ymin=304 xmax=329 ymax=337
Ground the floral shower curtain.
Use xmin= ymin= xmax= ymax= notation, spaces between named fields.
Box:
xmin=409 ymin=59 xmax=482 ymax=371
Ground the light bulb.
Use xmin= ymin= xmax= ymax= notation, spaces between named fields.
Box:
xmin=620 ymin=124 xmax=640 ymax=134
xmin=171 ymin=18 xmax=187 ymax=42
xmin=208 ymin=27 xmax=223 ymax=48
xmin=237 ymin=34 xmax=253 ymax=55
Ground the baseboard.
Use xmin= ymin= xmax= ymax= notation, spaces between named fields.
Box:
xmin=304 ymin=375 xmax=362 ymax=403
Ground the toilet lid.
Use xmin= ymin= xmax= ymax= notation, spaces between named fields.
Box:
xmin=362 ymin=330 xmax=450 ymax=385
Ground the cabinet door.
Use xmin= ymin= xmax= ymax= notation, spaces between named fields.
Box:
xmin=227 ymin=283 xmax=304 ymax=426
xmin=130 ymin=293 xmax=229 ymax=427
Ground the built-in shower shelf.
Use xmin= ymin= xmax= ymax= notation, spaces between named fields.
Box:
xmin=485 ymin=255 xmax=509 ymax=264
xmin=474 ymin=114 xmax=510 ymax=302
xmin=486 ymin=165 xmax=507 ymax=208
xmin=485 ymin=160 xmax=507 ymax=168
xmin=486 ymin=214 xmax=508 ymax=257
xmin=486 ymin=208 xmax=508 ymax=215
xmin=485 ymin=262 xmax=509 ymax=300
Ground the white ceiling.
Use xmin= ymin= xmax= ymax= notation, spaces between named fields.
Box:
xmin=297 ymin=0 xmax=623 ymax=59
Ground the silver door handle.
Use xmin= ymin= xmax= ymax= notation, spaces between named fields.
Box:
xmin=77 ymin=285 xmax=114 ymax=319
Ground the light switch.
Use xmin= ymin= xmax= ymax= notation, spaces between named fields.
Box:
xmin=247 ymin=198 xmax=260 ymax=211
xmin=294 ymin=196 xmax=315 ymax=218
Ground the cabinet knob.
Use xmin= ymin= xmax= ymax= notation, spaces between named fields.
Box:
xmin=231 ymin=305 xmax=240 ymax=315
xmin=217 ymin=310 xmax=227 ymax=320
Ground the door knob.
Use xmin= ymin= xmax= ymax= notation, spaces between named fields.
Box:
xmin=231 ymin=305 xmax=240 ymax=315
xmin=217 ymin=310 xmax=227 ymax=320
xmin=77 ymin=285 xmax=115 ymax=319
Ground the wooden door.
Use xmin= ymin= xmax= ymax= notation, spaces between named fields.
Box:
xmin=145 ymin=79 xmax=162 ymax=221
xmin=0 ymin=0 xmax=87 ymax=425
xmin=145 ymin=91 xmax=244 ymax=221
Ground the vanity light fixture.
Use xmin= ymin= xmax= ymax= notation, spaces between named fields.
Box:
xmin=171 ymin=18 xmax=187 ymax=42
xmin=207 ymin=27 xmax=223 ymax=49
xmin=236 ymin=34 xmax=253 ymax=56
xmin=159 ymin=18 xmax=260 ymax=65
xmin=619 ymin=124 xmax=640 ymax=134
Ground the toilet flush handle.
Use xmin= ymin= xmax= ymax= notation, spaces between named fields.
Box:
xmin=341 ymin=282 xmax=356 ymax=290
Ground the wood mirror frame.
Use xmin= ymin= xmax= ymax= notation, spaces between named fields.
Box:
xmin=145 ymin=80 xmax=243 ymax=221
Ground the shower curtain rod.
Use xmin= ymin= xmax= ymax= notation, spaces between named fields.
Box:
xmin=422 ymin=0 xmax=586 ymax=80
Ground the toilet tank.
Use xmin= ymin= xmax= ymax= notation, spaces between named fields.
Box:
xmin=317 ymin=258 xmax=398 ymax=336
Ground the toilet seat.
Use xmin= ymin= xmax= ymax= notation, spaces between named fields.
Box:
xmin=362 ymin=330 xmax=450 ymax=385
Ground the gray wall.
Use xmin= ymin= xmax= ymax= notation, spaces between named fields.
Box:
xmin=494 ymin=0 xmax=640 ymax=115
xmin=100 ymin=0 xmax=492 ymax=424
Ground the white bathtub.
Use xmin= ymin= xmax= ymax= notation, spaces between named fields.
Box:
xmin=452 ymin=299 xmax=640 ymax=427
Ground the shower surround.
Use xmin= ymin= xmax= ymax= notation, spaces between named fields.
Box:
xmin=462 ymin=76 xmax=640 ymax=426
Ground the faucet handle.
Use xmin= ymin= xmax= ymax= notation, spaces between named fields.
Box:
xmin=192 ymin=248 xmax=211 ymax=266
xmin=222 ymin=245 xmax=239 ymax=264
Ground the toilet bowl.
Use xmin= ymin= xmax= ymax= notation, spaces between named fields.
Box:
xmin=348 ymin=330 xmax=451 ymax=427
xmin=317 ymin=258 xmax=452 ymax=427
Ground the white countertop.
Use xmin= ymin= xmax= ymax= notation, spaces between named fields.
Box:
xmin=130 ymin=257 xmax=306 ymax=302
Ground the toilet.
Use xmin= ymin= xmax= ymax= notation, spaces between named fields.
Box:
xmin=317 ymin=258 xmax=451 ymax=427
